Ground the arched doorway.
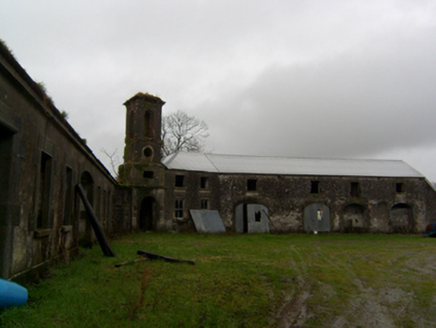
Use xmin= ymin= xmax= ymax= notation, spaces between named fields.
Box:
xmin=390 ymin=203 xmax=414 ymax=233
xmin=343 ymin=204 xmax=367 ymax=232
xmin=304 ymin=203 xmax=330 ymax=232
xmin=81 ymin=171 xmax=94 ymax=204
xmin=139 ymin=197 xmax=155 ymax=231
xmin=235 ymin=203 xmax=269 ymax=233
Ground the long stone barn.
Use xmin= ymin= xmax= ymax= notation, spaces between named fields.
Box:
xmin=118 ymin=94 xmax=436 ymax=235
xmin=2 ymin=40 xmax=436 ymax=281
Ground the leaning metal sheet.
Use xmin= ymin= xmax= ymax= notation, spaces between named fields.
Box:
xmin=190 ymin=210 xmax=226 ymax=233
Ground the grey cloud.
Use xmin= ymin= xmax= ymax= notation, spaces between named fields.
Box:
xmin=2 ymin=0 xmax=436 ymax=179
xmin=203 ymin=27 xmax=436 ymax=161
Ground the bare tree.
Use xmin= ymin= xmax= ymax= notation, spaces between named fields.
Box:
xmin=162 ymin=110 xmax=209 ymax=156
xmin=100 ymin=148 xmax=120 ymax=178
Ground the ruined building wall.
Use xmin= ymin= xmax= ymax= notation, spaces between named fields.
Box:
xmin=117 ymin=90 xmax=436 ymax=235
xmin=0 ymin=43 xmax=116 ymax=280
xmin=218 ymin=174 xmax=432 ymax=233
xmin=161 ymin=168 xmax=434 ymax=233
xmin=163 ymin=170 xmax=221 ymax=231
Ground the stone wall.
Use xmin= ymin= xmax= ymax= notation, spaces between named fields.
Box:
xmin=163 ymin=170 xmax=221 ymax=231
xmin=0 ymin=42 xmax=116 ymax=280
xmin=218 ymin=174 xmax=434 ymax=233
xmin=161 ymin=168 xmax=436 ymax=233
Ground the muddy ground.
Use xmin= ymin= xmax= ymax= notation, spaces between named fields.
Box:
xmin=275 ymin=245 xmax=436 ymax=327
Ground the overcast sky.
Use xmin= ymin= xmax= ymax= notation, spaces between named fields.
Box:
xmin=1 ymin=1 xmax=436 ymax=181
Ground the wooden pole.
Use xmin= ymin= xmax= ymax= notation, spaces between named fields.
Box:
xmin=76 ymin=184 xmax=116 ymax=257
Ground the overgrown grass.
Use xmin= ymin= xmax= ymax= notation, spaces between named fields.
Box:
xmin=1 ymin=233 xmax=436 ymax=327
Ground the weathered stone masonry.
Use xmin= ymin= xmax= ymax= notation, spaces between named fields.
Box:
xmin=118 ymin=92 xmax=436 ymax=235
xmin=157 ymin=169 xmax=436 ymax=234
xmin=0 ymin=42 xmax=116 ymax=281
xmin=2 ymin=40 xmax=436 ymax=281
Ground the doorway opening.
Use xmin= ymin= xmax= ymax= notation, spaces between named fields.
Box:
xmin=139 ymin=197 xmax=156 ymax=231
xmin=235 ymin=203 xmax=269 ymax=233
xmin=390 ymin=203 xmax=414 ymax=233
xmin=0 ymin=125 xmax=15 ymax=278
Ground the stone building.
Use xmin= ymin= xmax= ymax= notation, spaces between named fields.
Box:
xmin=0 ymin=42 xmax=116 ymax=280
xmin=2 ymin=39 xmax=436 ymax=281
xmin=162 ymin=153 xmax=436 ymax=233
xmin=118 ymin=93 xmax=436 ymax=235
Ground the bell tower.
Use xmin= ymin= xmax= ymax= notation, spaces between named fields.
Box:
xmin=118 ymin=92 xmax=166 ymax=232
xmin=123 ymin=92 xmax=164 ymax=164
xmin=119 ymin=93 xmax=165 ymax=186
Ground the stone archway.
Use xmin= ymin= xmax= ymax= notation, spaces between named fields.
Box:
xmin=139 ymin=197 xmax=156 ymax=231
xmin=343 ymin=204 xmax=367 ymax=232
xmin=235 ymin=203 xmax=269 ymax=233
xmin=304 ymin=203 xmax=330 ymax=232
xmin=390 ymin=203 xmax=414 ymax=233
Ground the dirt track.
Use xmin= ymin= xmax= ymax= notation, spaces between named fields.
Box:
xmin=275 ymin=243 xmax=436 ymax=327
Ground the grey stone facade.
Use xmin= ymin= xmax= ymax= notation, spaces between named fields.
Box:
xmin=159 ymin=171 xmax=436 ymax=234
xmin=0 ymin=42 xmax=116 ymax=280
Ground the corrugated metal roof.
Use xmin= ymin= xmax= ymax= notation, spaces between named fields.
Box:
xmin=162 ymin=152 xmax=424 ymax=178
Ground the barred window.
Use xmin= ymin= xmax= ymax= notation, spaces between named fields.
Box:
xmin=175 ymin=199 xmax=184 ymax=218
xmin=200 ymin=199 xmax=209 ymax=209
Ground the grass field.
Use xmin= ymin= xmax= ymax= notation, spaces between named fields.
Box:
xmin=1 ymin=233 xmax=436 ymax=327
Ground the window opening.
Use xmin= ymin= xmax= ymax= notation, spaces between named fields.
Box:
xmin=175 ymin=175 xmax=184 ymax=187
xmin=143 ymin=171 xmax=154 ymax=179
xmin=128 ymin=110 xmax=134 ymax=138
xmin=255 ymin=211 xmax=261 ymax=222
xmin=143 ymin=147 xmax=153 ymax=158
xmin=247 ymin=179 xmax=257 ymax=191
xmin=144 ymin=111 xmax=152 ymax=138
xmin=63 ymin=167 xmax=73 ymax=225
xmin=175 ymin=199 xmax=184 ymax=218
xmin=200 ymin=199 xmax=209 ymax=209
xmin=310 ymin=181 xmax=319 ymax=194
xmin=37 ymin=152 xmax=53 ymax=228
xmin=350 ymin=182 xmax=360 ymax=197
xmin=200 ymin=177 xmax=210 ymax=189
xmin=396 ymin=183 xmax=405 ymax=193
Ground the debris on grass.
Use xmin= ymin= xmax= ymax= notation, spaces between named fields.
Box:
xmin=137 ymin=250 xmax=195 ymax=265
xmin=114 ymin=257 xmax=149 ymax=268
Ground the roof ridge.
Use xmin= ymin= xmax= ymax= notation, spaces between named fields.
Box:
xmin=204 ymin=152 xmax=405 ymax=163
xmin=162 ymin=152 xmax=180 ymax=167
